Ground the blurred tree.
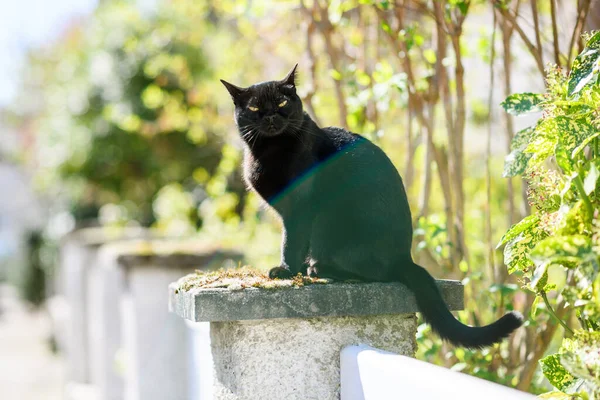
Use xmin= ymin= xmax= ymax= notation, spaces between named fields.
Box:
xmin=20 ymin=1 xmax=245 ymax=229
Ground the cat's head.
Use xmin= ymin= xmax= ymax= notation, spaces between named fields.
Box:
xmin=220 ymin=65 xmax=303 ymax=140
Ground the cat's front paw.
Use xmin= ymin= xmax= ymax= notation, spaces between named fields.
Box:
xmin=307 ymin=264 xmax=319 ymax=278
xmin=269 ymin=265 xmax=294 ymax=279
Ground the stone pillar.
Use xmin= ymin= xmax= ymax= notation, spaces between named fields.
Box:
xmin=114 ymin=242 xmax=241 ymax=400
xmin=56 ymin=227 xmax=149 ymax=387
xmin=169 ymin=279 xmax=464 ymax=400
xmin=90 ymin=246 xmax=128 ymax=400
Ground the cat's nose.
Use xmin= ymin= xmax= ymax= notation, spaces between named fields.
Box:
xmin=265 ymin=115 xmax=276 ymax=123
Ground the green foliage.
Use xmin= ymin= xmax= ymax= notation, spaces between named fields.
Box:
xmin=497 ymin=214 xmax=539 ymax=248
xmin=560 ymin=332 xmax=600 ymax=395
xmin=539 ymin=354 xmax=582 ymax=396
xmin=503 ymin=126 xmax=535 ymax=176
xmin=568 ymin=31 xmax=600 ymax=97
xmin=540 ymin=332 xmax=600 ymax=399
xmin=24 ymin=1 xmax=243 ymax=227
xmin=501 ymin=34 xmax=600 ymax=398
xmin=501 ymin=93 xmax=545 ymax=115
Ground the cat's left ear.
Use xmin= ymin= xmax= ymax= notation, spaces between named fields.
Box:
xmin=280 ymin=64 xmax=298 ymax=88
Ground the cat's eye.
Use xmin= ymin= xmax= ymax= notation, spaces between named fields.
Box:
xmin=248 ymin=106 xmax=259 ymax=112
xmin=278 ymin=100 xmax=288 ymax=108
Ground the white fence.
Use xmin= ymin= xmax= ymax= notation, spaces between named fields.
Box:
xmin=340 ymin=345 xmax=535 ymax=400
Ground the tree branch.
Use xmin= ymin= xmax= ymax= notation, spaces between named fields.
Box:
xmin=567 ymin=0 xmax=592 ymax=72
xmin=493 ymin=0 xmax=545 ymax=76
xmin=550 ymin=0 xmax=561 ymax=67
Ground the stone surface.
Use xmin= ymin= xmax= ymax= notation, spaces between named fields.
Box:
xmin=122 ymin=265 xmax=195 ymax=400
xmin=210 ymin=314 xmax=417 ymax=400
xmin=169 ymin=279 xmax=463 ymax=322
xmin=104 ymin=238 xmax=243 ymax=270
xmin=61 ymin=238 xmax=94 ymax=383
xmin=60 ymin=226 xmax=156 ymax=248
xmin=114 ymin=242 xmax=242 ymax=400
xmin=57 ymin=227 xmax=157 ymax=384
xmin=88 ymin=248 xmax=127 ymax=400
xmin=169 ymin=274 xmax=464 ymax=400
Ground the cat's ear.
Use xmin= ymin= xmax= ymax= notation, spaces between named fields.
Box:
xmin=220 ymin=79 xmax=247 ymax=102
xmin=280 ymin=64 xmax=298 ymax=88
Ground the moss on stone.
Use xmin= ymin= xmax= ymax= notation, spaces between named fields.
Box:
xmin=175 ymin=266 xmax=331 ymax=292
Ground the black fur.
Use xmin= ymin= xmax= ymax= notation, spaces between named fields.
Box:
xmin=221 ymin=65 xmax=523 ymax=348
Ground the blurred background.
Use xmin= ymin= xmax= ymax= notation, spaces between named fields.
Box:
xmin=0 ymin=0 xmax=598 ymax=398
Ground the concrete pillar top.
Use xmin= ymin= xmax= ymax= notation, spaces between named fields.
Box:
xmin=61 ymin=226 xmax=158 ymax=247
xmin=98 ymin=239 xmax=243 ymax=270
xmin=168 ymin=270 xmax=464 ymax=322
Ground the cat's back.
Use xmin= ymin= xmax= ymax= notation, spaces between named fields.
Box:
xmin=321 ymin=127 xmax=397 ymax=174
xmin=321 ymin=126 xmax=361 ymax=150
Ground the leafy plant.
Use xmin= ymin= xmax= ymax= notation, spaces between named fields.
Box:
xmin=500 ymin=32 xmax=600 ymax=399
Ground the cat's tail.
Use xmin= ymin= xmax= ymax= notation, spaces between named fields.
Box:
xmin=400 ymin=262 xmax=523 ymax=349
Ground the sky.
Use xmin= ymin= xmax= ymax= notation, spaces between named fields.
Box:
xmin=0 ymin=0 xmax=162 ymax=107
xmin=0 ymin=0 xmax=100 ymax=106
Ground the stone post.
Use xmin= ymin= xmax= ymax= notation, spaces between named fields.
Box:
xmin=113 ymin=241 xmax=241 ymax=400
xmin=56 ymin=227 xmax=150 ymax=389
xmin=169 ymin=278 xmax=464 ymax=400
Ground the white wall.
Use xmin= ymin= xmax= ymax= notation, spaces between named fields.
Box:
xmin=340 ymin=345 xmax=535 ymax=400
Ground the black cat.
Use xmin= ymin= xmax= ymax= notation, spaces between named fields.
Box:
xmin=221 ymin=65 xmax=522 ymax=348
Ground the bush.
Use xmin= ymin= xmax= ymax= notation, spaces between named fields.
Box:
xmin=500 ymin=32 xmax=600 ymax=398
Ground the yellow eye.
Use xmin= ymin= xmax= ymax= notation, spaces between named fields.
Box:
xmin=278 ymin=100 xmax=288 ymax=108
xmin=248 ymin=106 xmax=259 ymax=112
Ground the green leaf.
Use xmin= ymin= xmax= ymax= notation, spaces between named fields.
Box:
xmin=504 ymin=231 xmax=544 ymax=275
xmin=560 ymin=332 xmax=600 ymax=395
xmin=538 ymin=392 xmax=582 ymax=399
xmin=553 ymin=100 xmax=594 ymax=117
xmin=557 ymin=201 xmax=591 ymax=237
xmin=488 ymin=283 xmax=519 ymax=295
xmin=423 ymin=49 xmax=436 ymax=64
xmin=555 ymin=142 xmax=575 ymax=175
xmin=525 ymin=119 xmax=559 ymax=166
xmin=568 ymin=31 xmax=600 ymax=96
xmin=572 ymin=130 xmax=600 ymax=158
xmin=530 ymin=235 xmax=593 ymax=267
xmin=553 ymin=116 xmax=598 ymax=159
xmin=379 ymin=0 xmax=390 ymax=10
xmin=584 ymin=163 xmax=599 ymax=195
xmin=497 ymin=215 xmax=539 ymax=248
xmin=574 ymin=258 xmax=599 ymax=292
xmin=501 ymin=92 xmax=544 ymax=115
xmin=540 ymin=354 xmax=582 ymax=394
xmin=530 ymin=262 xmax=549 ymax=291
xmin=330 ymin=69 xmax=342 ymax=81
xmin=503 ymin=126 xmax=535 ymax=177
xmin=448 ymin=0 xmax=469 ymax=15
xmin=380 ymin=20 xmax=392 ymax=34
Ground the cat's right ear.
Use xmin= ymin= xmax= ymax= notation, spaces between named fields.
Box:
xmin=220 ymin=80 xmax=247 ymax=102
